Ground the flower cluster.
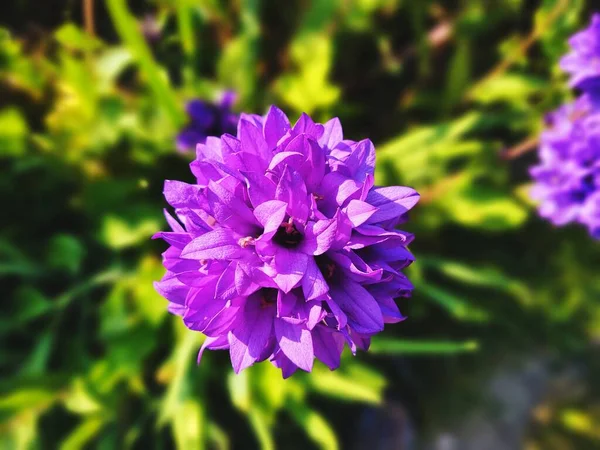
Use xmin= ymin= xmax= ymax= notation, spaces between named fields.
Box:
xmin=176 ymin=92 xmax=239 ymax=152
xmin=560 ymin=13 xmax=600 ymax=92
xmin=530 ymin=14 xmax=600 ymax=239
xmin=155 ymin=106 xmax=419 ymax=377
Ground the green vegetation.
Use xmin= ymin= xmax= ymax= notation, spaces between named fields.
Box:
xmin=1 ymin=0 xmax=599 ymax=449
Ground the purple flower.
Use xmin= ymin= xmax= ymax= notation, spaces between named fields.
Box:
xmin=154 ymin=107 xmax=419 ymax=377
xmin=560 ymin=13 xmax=600 ymax=92
xmin=176 ymin=92 xmax=239 ymax=152
xmin=530 ymin=94 xmax=600 ymax=238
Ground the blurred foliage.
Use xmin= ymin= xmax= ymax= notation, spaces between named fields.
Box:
xmin=1 ymin=0 xmax=599 ymax=449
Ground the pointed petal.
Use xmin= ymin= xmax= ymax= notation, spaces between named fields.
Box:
xmin=215 ymin=262 xmax=237 ymax=301
xmin=345 ymin=199 xmax=378 ymax=227
xmin=239 ymin=119 xmax=270 ymax=161
xmin=197 ymin=335 xmax=229 ymax=364
xmin=330 ymin=280 xmax=384 ymax=334
xmin=275 ymin=166 xmax=309 ymax=222
xmin=319 ymin=117 xmax=343 ymax=149
xmin=345 ymin=139 xmax=376 ymax=182
xmin=163 ymin=180 xmax=205 ymax=209
xmin=264 ymin=105 xmax=291 ymax=148
xmin=274 ymin=319 xmax=314 ymax=372
xmin=273 ymin=249 xmax=309 ymax=293
xmin=207 ymin=180 xmax=259 ymax=235
xmin=365 ymin=186 xmax=420 ymax=224
xmin=253 ymin=200 xmax=287 ymax=235
xmin=228 ymin=299 xmax=275 ymax=373
xmin=301 ymin=258 xmax=329 ymax=301
xmin=312 ymin=326 xmax=344 ymax=370
xmin=181 ymin=228 xmax=244 ymax=260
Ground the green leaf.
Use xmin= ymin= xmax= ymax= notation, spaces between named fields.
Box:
xmin=470 ymin=73 xmax=545 ymax=105
xmin=0 ymin=108 xmax=28 ymax=157
xmin=207 ymin=422 xmax=230 ymax=450
xmin=55 ymin=23 xmax=102 ymax=52
xmin=217 ymin=0 xmax=260 ymax=105
xmin=59 ymin=417 xmax=106 ymax=450
xmin=442 ymin=182 xmax=529 ymax=231
xmin=248 ymin=408 xmax=274 ymax=450
xmin=227 ymin=370 xmax=250 ymax=413
xmin=95 ymin=48 xmax=133 ymax=87
xmin=443 ymin=38 xmax=471 ymax=111
xmin=0 ymin=388 xmax=55 ymax=411
xmin=251 ymin=362 xmax=287 ymax=412
xmin=287 ymin=400 xmax=338 ymax=450
xmin=414 ymin=282 xmax=490 ymax=322
xmin=8 ymin=287 xmax=53 ymax=326
xmin=309 ymin=364 xmax=385 ymax=404
xmin=63 ymin=378 xmax=104 ymax=415
xmin=106 ymin=0 xmax=184 ymax=126
xmin=419 ymin=256 xmax=533 ymax=305
xmin=46 ymin=234 xmax=85 ymax=275
xmin=369 ymin=338 xmax=479 ymax=355
xmin=172 ymin=400 xmax=206 ymax=450
xmin=100 ymin=215 xmax=160 ymax=250
xmin=274 ymin=33 xmax=340 ymax=113
xmin=20 ymin=330 xmax=54 ymax=376
xmin=158 ymin=330 xmax=202 ymax=426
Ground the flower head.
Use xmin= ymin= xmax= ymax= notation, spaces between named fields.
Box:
xmin=176 ymin=92 xmax=239 ymax=152
xmin=530 ymin=94 xmax=600 ymax=238
xmin=560 ymin=13 xmax=600 ymax=92
xmin=155 ymin=107 xmax=419 ymax=377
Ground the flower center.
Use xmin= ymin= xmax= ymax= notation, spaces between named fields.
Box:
xmin=273 ymin=218 xmax=303 ymax=249
xmin=315 ymin=254 xmax=336 ymax=280
xmin=259 ymin=288 xmax=278 ymax=308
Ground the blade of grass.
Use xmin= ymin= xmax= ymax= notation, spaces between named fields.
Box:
xmin=106 ymin=0 xmax=184 ymax=127
xmin=369 ymin=338 xmax=479 ymax=355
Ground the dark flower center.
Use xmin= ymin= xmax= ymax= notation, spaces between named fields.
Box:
xmin=315 ymin=254 xmax=337 ymax=280
xmin=259 ymin=288 xmax=278 ymax=308
xmin=273 ymin=220 xmax=303 ymax=249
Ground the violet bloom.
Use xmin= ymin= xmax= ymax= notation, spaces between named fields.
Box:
xmin=560 ymin=13 xmax=600 ymax=93
xmin=530 ymin=94 xmax=600 ymax=238
xmin=176 ymin=92 xmax=239 ymax=152
xmin=154 ymin=107 xmax=419 ymax=377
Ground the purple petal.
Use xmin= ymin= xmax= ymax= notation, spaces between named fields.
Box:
xmin=345 ymin=199 xmax=378 ymax=227
xmin=299 ymin=216 xmax=340 ymax=256
xmin=345 ymin=139 xmax=376 ymax=182
xmin=293 ymin=113 xmax=324 ymax=140
xmin=330 ymin=280 xmax=384 ymax=334
xmin=228 ymin=298 xmax=275 ymax=373
xmin=312 ymin=326 xmax=344 ymax=370
xmin=242 ymin=171 xmax=277 ymax=208
xmin=207 ymin=180 xmax=259 ymax=235
xmin=273 ymin=248 xmax=309 ymax=293
xmin=264 ymin=105 xmax=291 ymax=148
xmin=274 ymin=319 xmax=314 ymax=372
xmin=181 ymin=228 xmax=244 ymax=260
xmin=254 ymin=200 xmax=287 ymax=235
xmin=197 ymin=335 xmax=229 ymax=364
xmin=301 ymin=258 xmax=329 ymax=301
xmin=239 ymin=119 xmax=270 ymax=162
xmin=365 ymin=186 xmax=420 ymax=224
xmin=215 ymin=262 xmax=237 ymax=301
xmin=275 ymin=166 xmax=309 ymax=223
xmin=319 ymin=117 xmax=343 ymax=150
xmin=163 ymin=180 xmax=205 ymax=209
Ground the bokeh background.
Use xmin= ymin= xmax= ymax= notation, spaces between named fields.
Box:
xmin=2 ymin=0 xmax=600 ymax=449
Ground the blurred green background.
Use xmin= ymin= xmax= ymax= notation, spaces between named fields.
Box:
xmin=1 ymin=0 xmax=600 ymax=449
